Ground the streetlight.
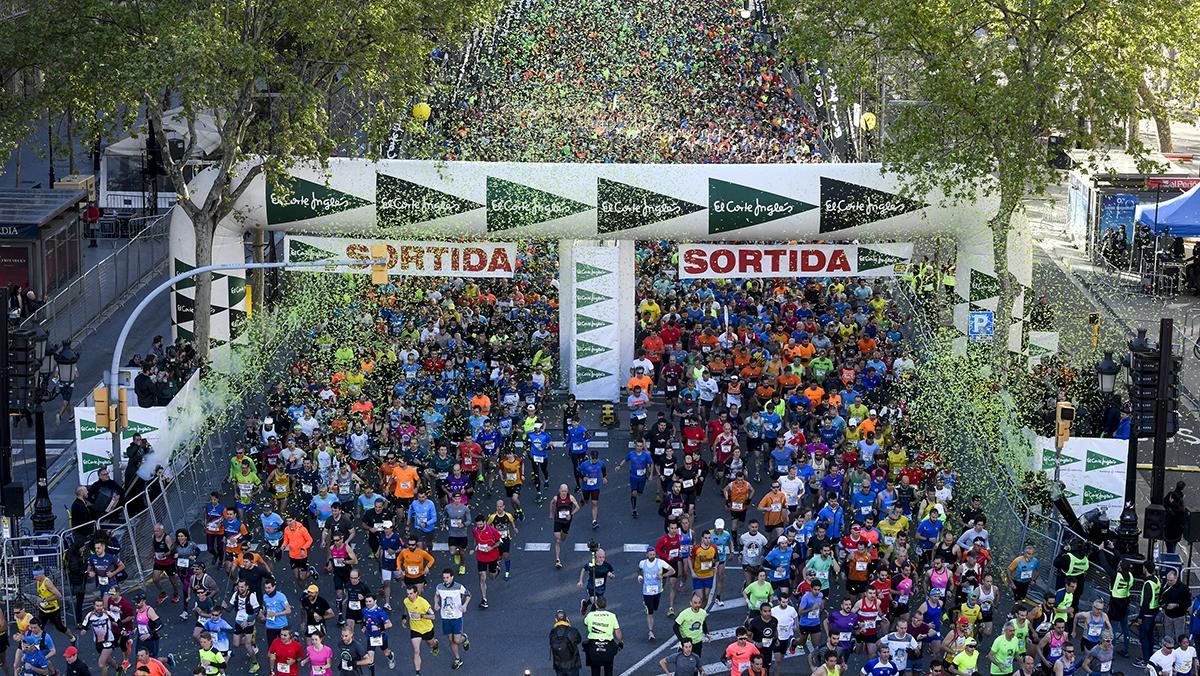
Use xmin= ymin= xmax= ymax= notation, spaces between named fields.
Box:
xmin=1096 ymin=351 xmax=1119 ymax=394
xmin=29 ymin=338 xmax=76 ymax=533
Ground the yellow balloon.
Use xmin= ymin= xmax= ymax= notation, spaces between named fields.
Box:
xmin=412 ymin=102 xmax=431 ymax=121
xmin=860 ymin=112 xmax=877 ymax=131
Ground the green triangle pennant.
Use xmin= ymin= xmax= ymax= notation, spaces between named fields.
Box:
xmin=576 ymin=364 xmax=613 ymax=384
xmin=267 ymin=176 xmax=372 ymax=225
xmin=596 ymin=178 xmax=705 ymax=233
xmin=576 ymin=339 xmax=613 ymax=359
xmin=79 ymin=419 xmax=110 ymax=440
xmin=819 ymin=176 xmax=927 ymax=233
xmin=1042 ymin=453 xmax=1080 ymax=470
xmin=288 ymin=239 xmax=338 ymax=263
xmin=174 ymin=259 xmax=195 ymax=290
xmin=576 ymin=314 xmax=612 ymax=334
xmin=575 ymin=261 xmax=611 ymax=284
xmin=486 ymin=177 xmax=592 ymax=231
xmin=376 ymin=173 xmax=483 ymax=227
xmin=81 ymin=451 xmax=111 ymax=472
xmin=970 ymin=269 xmax=1001 ymax=302
xmin=576 ymin=288 xmax=612 ymax=309
xmin=1082 ymin=485 xmax=1121 ymax=505
xmin=708 ymin=178 xmax=816 ymax=234
xmin=227 ymin=277 xmax=247 ymax=307
xmin=124 ymin=419 xmax=159 ymax=438
xmin=1085 ymin=450 xmax=1122 ymax=472
xmin=857 ymin=246 xmax=910 ymax=273
xmin=175 ymin=325 xmax=194 ymax=342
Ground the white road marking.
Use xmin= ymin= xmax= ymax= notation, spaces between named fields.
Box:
xmin=523 ymin=542 xmax=552 ymax=552
xmin=623 ymin=543 xmax=649 ymax=553
xmin=432 ymin=542 xmax=449 ymax=552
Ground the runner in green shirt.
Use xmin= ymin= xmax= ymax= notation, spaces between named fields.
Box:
xmin=744 ymin=571 xmax=775 ymax=610
xmin=674 ymin=595 xmax=709 ymax=654
xmin=989 ymin=623 xmax=1021 ymax=676
xmin=805 ymin=552 xmax=837 ymax=592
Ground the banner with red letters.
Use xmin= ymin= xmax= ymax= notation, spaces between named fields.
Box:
xmin=677 ymin=242 xmax=913 ymax=279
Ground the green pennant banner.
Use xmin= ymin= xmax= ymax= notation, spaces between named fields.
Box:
xmin=267 ymin=176 xmax=372 ymax=225
xmin=576 ymin=364 xmax=613 ymax=384
xmin=597 ymin=178 xmax=705 ymax=233
xmin=708 ymin=178 xmax=816 ymax=234
xmin=486 ymin=177 xmax=591 ymax=231
xmin=576 ymin=288 xmax=612 ymax=309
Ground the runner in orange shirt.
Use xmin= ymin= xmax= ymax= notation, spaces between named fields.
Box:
xmin=281 ymin=515 xmax=313 ymax=583
xmin=389 ymin=459 xmax=421 ymax=528
xmin=396 ymin=539 xmax=436 ymax=594
xmin=757 ymin=482 xmax=789 ymax=533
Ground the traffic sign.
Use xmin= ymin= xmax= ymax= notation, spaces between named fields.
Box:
xmin=969 ymin=310 xmax=995 ymax=342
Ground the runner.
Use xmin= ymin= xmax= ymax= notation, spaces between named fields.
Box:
xmin=360 ymin=594 xmax=395 ymax=671
xmin=577 ymin=450 xmax=607 ymax=529
xmin=550 ymin=484 xmax=581 ymax=569
xmin=432 ymin=569 xmax=471 ymax=670
xmin=497 ymin=449 xmax=526 ymax=520
xmin=636 ymin=547 xmax=674 ymax=641
xmin=470 ymin=515 xmax=503 ymax=609
xmin=268 ymin=628 xmax=304 ymax=676
xmin=397 ymin=539 xmax=436 ymax=595
xmin=400 ymin=587 xmax=438 ymax=676
xmin=616 ymin=438 xmax=655 ymax=518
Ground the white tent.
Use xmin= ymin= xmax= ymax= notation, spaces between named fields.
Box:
xmin=100 ymin=108 xmax=222 ymax=211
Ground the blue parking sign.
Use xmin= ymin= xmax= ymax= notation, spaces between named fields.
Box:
xmin=969 ymin=310 xmax=994 ymax=342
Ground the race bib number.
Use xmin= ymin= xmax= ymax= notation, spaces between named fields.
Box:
xmin=769 ymin=503 xmax=782 ymax=512
xmin=1100 ymin=662 xmax=1112 ymax=672
xmin=307 ymin=624 xmax=321 ymax=636
xmin=236 ymin=609 xmax=249 ymax=624
xmin=663 ymin=467 xmax=674 ymax=476
xmin=862 ymin=619 xmax=876 ymax=629
xmin=417 ymin=518 xmax=428 ymax=529
xmin=275 ymin=484 xmax=287 ymax=494
xmin=699 ymin=561 xmax=713 ymax=571
xmin=558 ymin=510 xmax=571 ymax=520
xmin=370 ymin=635 xmax=383 ymax=647
xmin=594 ymin=577 xmax=606 ymax=589
xmin=670 ymin=508 xmax=683 ymax=518
xmin=302 ymin=484 xmax=313 ymax=494
xmin=1019 ymin=570 xmax=1032 ymax=580
xmin=533 ymin=456 xmax=545 ymax=463
xmin=348 ymin=600 xmax=362 ymax=610
xmin=669 ymin=549 xmax=680 ymax=559
xmin=450 ymin=519 xmax=464 ymax=528
xmin=333 ymin=558 xmax=346 ymax=567
xmin=731 ymin=502 xmax=744 ymax=511
xmin=98 ymin=575 xmax=109 ymax=586
xmin=177 ymin=558 xmax=190 ymax=569
xmin=635 ymin=468 xmax=646 ymax=477
xmin=505 ymin=472 xmax=518 ymax=482
xmin=407 ymin=565 xmax=420 ymax=576
xmin=277 ymin=663 xmax=291 ymax=674
xmin=816 ymin=570 xmax=829 ymax=581
xmin=312 ymin=666 xmax=327 ymax=675
xmin=855 ymin=561 xmax=868 ymax=571
xmin=667 ymin=385 xmax=677 ymax=392
xmin=645 ymin=581 xmax=661 ymax=595
xmin=399 ymin=481 xmax=412 ymax=489
xmin=682 ymin=479 xmax=694 ymax=488
xmin=838 ymin=631 xmax=852 ymax=642
xmin=584 ymin=477 xmax=599 ymax=487
xmin=883 ymin=536 xmax=895 ymax=546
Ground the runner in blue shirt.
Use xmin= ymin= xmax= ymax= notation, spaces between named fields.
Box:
xmin=616 ymin=440 xmax=655 ymax=519
xmin=850 ymin=482 xmax=878 ymax=524
xmin=361 ymin=594 xmax=396 ymax=670
xmin=577 ymin=451 xmax=607 ymax=529
xmin=862 ymin=645 xmax=900 ymax=676
xmin=525 ymin=423 xmax=554 ymax=494
xmin=769 ymin=439 xmax=793 ymax=478
xmin=308 ymin=488 xmax=338 ymax=531
xmin=261 ymin=578 xmax=291 ymax=644
xmin=764 ymin=538 xmax=794 ymax=597
xmin=710 ymin=520 xmax=734 ymax=606
xmin=566 ymin=419 xmax=591 ymax=490
xmin=407 ymin=491 xmax=438 ymax=550
xmin=259 ymin=504 xmax=284 ymax=557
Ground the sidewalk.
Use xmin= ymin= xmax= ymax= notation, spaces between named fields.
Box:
xmin=9 ymin=267 xmax=171 ymax=531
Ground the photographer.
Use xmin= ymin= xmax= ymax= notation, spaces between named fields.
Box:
xmin=582 ymin=596 xmax=622 ymax=676
xmin=549 ymin=609 xmax=583 ymax=676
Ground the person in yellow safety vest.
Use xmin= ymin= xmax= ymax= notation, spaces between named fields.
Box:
xmin=900 ymin=264 xmax=918 ymax=294
xmin=1055 ymin=542 xmax=1092 ymax=610
xmin=1051 ymin=579 xmax=1077 ymax=625
xmin=1108 ymin=558 xmax=1134 ymax=656
xmin=920 ymin=261 xmax=936 ymax=294
xmin=1137 ymin=565 xmax=1161 ymax=664
xmin=943 ymin=264 xmax=957 ymax=293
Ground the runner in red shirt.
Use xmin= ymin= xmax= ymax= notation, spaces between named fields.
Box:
xmin=654 ymin=522 xmax=683 ymax=614
xmin=471 ymin=515 xmax=503 ymax=609
xmin=268 ymin=628 xmax=305 ymax=676
xmin=459 ymin=438 xmax=482 ymax=479
xmin=681 ymin=420 xmax=706 ymax=455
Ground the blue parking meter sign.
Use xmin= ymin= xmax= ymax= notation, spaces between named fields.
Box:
xmin=969 ymin=310 xmax=994 ymax=343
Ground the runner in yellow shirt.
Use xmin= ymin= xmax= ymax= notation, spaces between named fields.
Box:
xmin=691 ymin=532 xmax=719 ymax=606
xmin=401 ymin=587 xmax=439 ymax=674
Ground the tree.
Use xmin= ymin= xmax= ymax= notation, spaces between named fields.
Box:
xmin=0 ymin=0 xmax=503 ymax=356
xmin=771 ymin=0 xmax=1200 ymax=356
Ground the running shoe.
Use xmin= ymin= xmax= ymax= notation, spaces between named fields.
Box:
xmin=458 ymin=565 xmax=466 ymax=575
xmin=648 ymin=631 xmax=656 ymax=641
xmin=462 ymin=633 xmax=470 ymax=651
xmin=667 ymin=607 xmax=675 ymax=617
xmin=157 ymin=592 xmax=168 ymax=604
xmin=383 ymin=602 xmax=391 ymax=611
xmin=591 ymin=520 xmax=599 ymax=530
xmin=171 ymin=594 xmax=179 ymax=603
xmin=388 ymin=654 xmax=395 ymax=670
xmin=632 ymin=510 xmax=638 ymax=519
xmin=121 ymin=661 xmax=130 ymax=671
xmin=479 ymin=598 xmax=489 ymax=609
xmin=452 ymin=658 xmax=464 ymax=670
xmin=431 ymin=641 xmax=440 ymax=656
xmin=555 ymin=560 xmax=562 ymax=569
xmin=249 ymin=664 xmax=260 ymax=673
xmin=503 ymin=570 xmax=511 ymax=580
xmin=179 ymin=611 xmax=189 ymax=620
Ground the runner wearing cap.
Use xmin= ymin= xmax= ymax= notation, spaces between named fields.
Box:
xmin=301 ymin=585 xmax=334 ymax=639
xmin=710 ymin=519 xmax=733 ymax=606
xmin=31 ymin=566 xmax=75 ymax=644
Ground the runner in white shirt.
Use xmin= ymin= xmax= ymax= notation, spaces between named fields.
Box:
xmin=1151 ymin=640 xmax=1177 ymax=676
xmin=881 ymin=619 xmax=920 ymax=674
xmin=1175 ymin=637 xmax=1197 ymax=676
xmin=771 ymin=595 xmax=800 ymax=657
xmin=637 ymin=548 xmax=675 ymax=641
xmin=779 ymin=467 xmax=806 ymax=514
xmin=432 ymin=569 xmax=472 ymax=670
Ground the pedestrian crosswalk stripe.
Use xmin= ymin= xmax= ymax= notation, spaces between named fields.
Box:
xmin=595 ymin=431 xmax=608 ymax=437
xmin=573 ymin=543 xmax=592 ymax=552
xmin=523 ymin=542 xmax=552 ymax=552
xmin=432 ymin=542 xmax=449 ymax=552
xmin=589 ymin=441 xmax=610 ymax=448
xmin=623 ymin=544 xmax=649 ymax=553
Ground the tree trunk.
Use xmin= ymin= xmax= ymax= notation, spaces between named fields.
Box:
xmin=1125 ymin=114 xmax=1139 ymax=153
xmin=989 ymin=182 xmax=1022 ymax=365
xmin=251 ymin=227 xmax=265 ymax=316
xmin=1137 ymin=76 xmax=1174 ymax=153
xmin=193 ymin=213 xmax=216 ymax=361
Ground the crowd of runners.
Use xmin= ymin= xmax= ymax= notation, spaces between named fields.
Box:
xmin=16 ymin=241 xmax=1156 ymax=676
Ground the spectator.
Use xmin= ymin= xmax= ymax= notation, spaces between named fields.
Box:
xmin=549 ymin=609 xmax=583 ymax=676
xmin=87 ymin=466 xmax=124 ymax=518
xmin=70 ymin=486 xmax=95 ymax=533
xmin=134 ymin=364 xmax=160 ymax=407
xmin=1166 ymin=481 xmax=1187 ymax=553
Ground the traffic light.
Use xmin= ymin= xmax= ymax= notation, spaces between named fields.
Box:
xmin=1055 ymin=401 xmax=1075 ymax=447
xmin=1128 ymin=340 xmax=1181 ymax=438
xmin=6 ymin=329 xmax=36 ymax=412
xmin=117 ymin=387 xmax=128 ymax=429
xmin=370 ymin=244 xmax=389 ymax=285
xmin=93 ymin=386 xmax=110 ymax=430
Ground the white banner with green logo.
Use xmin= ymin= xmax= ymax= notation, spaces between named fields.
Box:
xmin=75 ymin=406 xmax=168 ymax=485
xmin=1036 ymin=436 xmax=1128 ymax=518
xmin=570 ymin=245 xmax=621 ymax=400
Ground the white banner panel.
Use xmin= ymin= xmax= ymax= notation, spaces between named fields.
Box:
xmin=284 ymin=235 xmax=516 ymax=278
xmin=678 ymin=243 xmax=913 ymax=279
xmin=571 ymin=245 xmax=621 ymax=400
xmin=1036 ymin=436 xmax=1129 ymax=518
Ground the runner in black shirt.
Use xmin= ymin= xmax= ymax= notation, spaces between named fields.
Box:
xmin=745 ymin=602 xmax=780 ymax=672
xmin=301 ymin=586 xmax=334 ymax=638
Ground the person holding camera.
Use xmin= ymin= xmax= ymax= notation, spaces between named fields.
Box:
xmin=583 ymin=596 xmax=622 ymax=676
xmin=549 ymin=609 xmax=583 ymax=676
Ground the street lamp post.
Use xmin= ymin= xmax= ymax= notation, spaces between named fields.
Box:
xmin=30 ymin=335 xmax=76 ymax=533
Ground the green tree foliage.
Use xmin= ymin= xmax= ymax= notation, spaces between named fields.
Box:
xmin=0 ymin=0 xmax=503 ymax=355
xmin=770 ymin=0 xmax=1200 ymax=351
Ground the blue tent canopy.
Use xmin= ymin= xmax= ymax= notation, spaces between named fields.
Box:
xmin=1136 ymin=184 xmax=1200 ymax=236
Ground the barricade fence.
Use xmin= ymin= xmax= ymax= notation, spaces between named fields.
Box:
xmin=20 ymin=212 xmax=169 ymax=343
